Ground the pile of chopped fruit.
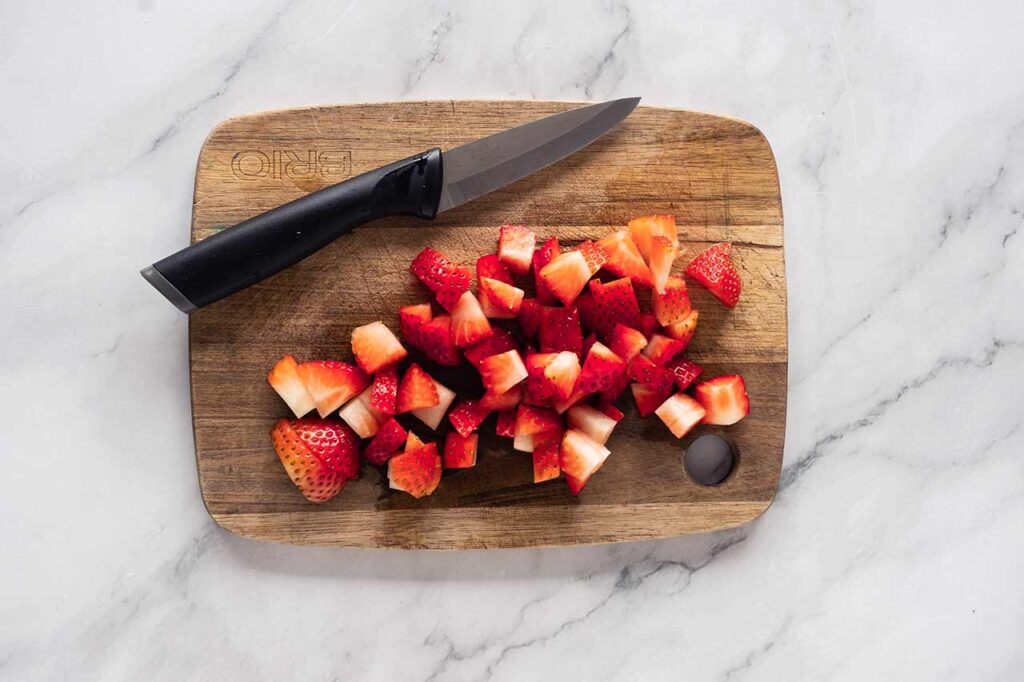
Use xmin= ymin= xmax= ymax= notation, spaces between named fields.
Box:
xmin=267 ymin=217 xmax=749 ymax=502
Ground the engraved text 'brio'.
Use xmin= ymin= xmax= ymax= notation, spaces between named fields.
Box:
xmin=230 ymin=150 xmax=352 ymax=181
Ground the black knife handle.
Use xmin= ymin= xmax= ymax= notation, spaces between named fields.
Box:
xmin=141 ymin=148 xmax=443 ymax=312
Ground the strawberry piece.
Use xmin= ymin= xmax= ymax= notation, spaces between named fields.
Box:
xmin=405 ymin=431 xmax=426 ymax=450
xmin=363 ymin=417 xmax=408 ymax=465
xmin=399 ymin=305 xmax=461 ymax=367
xmin=599 ymin=371 xmax=631 ymax=404
xmin=464 ymin=327 xmax=518 ymax=366
xmin=627 ymin=215 xmax=677 ymax=263
xmin=575 ymin=290 xmax=600 ymax=336
xmin=567 ymin=404 xmax=618 ymax=445
xmin=479 ymin=277 xmax=525 ymax=317
xmin=448 ymin=399 xmax=491 ymax=437
xmin=667 ymin=358 xmax=703 ymax=391
xmin=450 ymin=291 xmax=494 ymax=347
xmin=539 ymin=306 xmax=583 ymax=355
xmin=559 ymin=429 xmax=610 ymax=495
xmin=597 ymin=402 xmax=624 ymax=422
xmin=517 ymin=299 xmax=544 ymax=339
xmin=338 ymin=387 xmax=382 ymax=439
xmin=627 ymin=355 xmax=675 ymax=393
xmin=643 ymin=333 xmax=687 ymax=366
xmin=631 ymin=382 xmax=672 ymax=417
xmin=497 ymin=224 xmax=536 ymax=275
xmin=581 ymin=333 xmax=598 ymax=359
xmin=655 ymin=393 xmax=706 ymax=438
xmin=388 ymin=442 xmax=441 ymax=498
xmin=532 ymin=236 xmax=561 ymax=304
xmin=296 ymin=360 xmax=370 ymax=418
xmin=652 ymin=276 xmax=692 ymax=326
xmin=539 ymin=250 xmax=591 ymax=307
xmin=576 ymin=341 xmax=627 ymax=395
xmin=639 ymin=313 xmax=660 ymax=338
xmin=648 ymin=235 xmax=677 ymax=293
xmin=597 ymin=231 xmax=653 ymax=288
xmin=268 ymin=354 xmax=315 ymax=418
xmin=476 ymin=253 xmax=513 ymax=285
xmin=552 ymin=386 xmax=588 ymax=414
xmin=606 ymin=324 xmax=648 ymax=362
xmin=495 ymin=409 xmax=517 ymax=437
xmin=480 ymin=384 xmax=523 ymax=411
xmin=399 ymin=302 xmax=432 ymax=328
xmin=350 ymin=321 xmax=407 ymax=374
xmin=443 ymin=431 xmax=479 ymax=469
xmin=532 ymin=429 xmax=563 ymax=482
xmin=564 ymin=474 xmax=585 ymax=495
xmin=513 ymin=431 xmax=536 ymax=452
xmin=515 ymin=404 xmax=562 ymax=436
xmin=271 ymin=418 xmax=359 ymax=502
xmin=573 ymin=240 xmax=609 ymax=275
xmin=396 ymin=363 xmax=440 ymax=413
xmin=543 ymin=351 xmax=581 ymax=401
xmin=694 ymin=374 xmax=750 ymax=425
xmin=524 ymin=352 xmax=558 ymax=404
xmin=410 ymin=247 xmax=471 ymax=311
xmin=369 ymin=366 xmax=399 ymax=414
xmin=588 ymin=278 xmax=642 ymax=337
xmin=410 ymin=377 xmax=456 ymax=430
xmin=478 ymin=349 xmax=528 ymax=394
xmin=685 ymin=242 xmax=741 ymax=308
xmin=663 ymin=310 xmax=698 ymax=349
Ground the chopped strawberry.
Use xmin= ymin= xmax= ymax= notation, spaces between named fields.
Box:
xmin=685 ymin=242 xmax=741 ymax=308
xmin=410 ymin=247 xmax=471 ymax=311
xmin=497 ymin=224 xmax=536 ymax=275
xmin=655 ymin=393 xmax=706 ymax=438
xmin=596 ymin=402 xmax=624 ymax=421
xmin=443 ymin=431 xmax=479 ymax=469
xmin=480 ymin=384 xmax=523 ymax=411
xmin=552 ymin=386 xmax=588 ymax=414
xmin=543 ymin=351 xmax=581 ymax=401
xmin=450 ymin=291 xmax=493 ymax=347
xmin=478 ymin=349 xmax=528 ymax=394
xmin=564 ymin=474 xmax=585 ymax=495
xmin=388 ymin=442 xmax=441 ymax=498
xmin=399 ymin=302 xmax=432 ymax=328
xmin=576 ymin=341 xmax=627 ymax=394
xmin=667 ymin=358 xmax=703 ymax=391
xmin=631 ymin=382 xmax=672 ymax=417
xmin=694 ymin=374 xmax=750 ymax=425
xmin=643 ymin=333 xmax=687 ymax=366
xmin=524 ymin=352 xmax=558 ymax=404
xmin=517 ymin=298 xmax=544 ymax=339
xmin=575 ymin=290 xmax=600 ymax=335
xmin=599 ymin=371 xmax=631 ymax=404
xmin=606 ymin=324 xmax=648 ymax=362
xmin=573 ymin=240 xmax=609 ymax=275
xmin=628 ymin=214 xmax=677 ymax=263
xmin=369 ymin=366 xmax=399 ymax=414
xmin=338 ymin=388 xmax=382 ymax=438
xmin=597 ymin=231 xmax=653 ymax=287
xmin=478 ymin=277 xmax=525 ymax=317
xmin=532 ymin=429 xmax=562 ymax=482
xmin=648 ymin=235 xmax=677 ymax=293
xmin=539 ymin=306 xmax=583 ymax=355
xmin=663 ymin=310 xmax=698 ymax=349
xmin=410 ymin=377 xmax=456 ymax=430
xmin=476 ymin=253 xmax=513 ymax=285
xmin=515 ymin=404 xmax=562 ymax=436
xmin=539 ymin=250 xmax=591 ymax=307
xmin=639 ymin=313 xmax=660 ymax=338
xmin=396 ymin=363 xmax=440 ymax=413
xmin=268 ymin=354 xmax=315 ymax=418
xmin=405 ymin=431 xmax=426 ymax=450
xmin=532 ymin=236 xmax=561 ymax=304
xmin=463 ymin=327 xmax=517 ymax=366
xmin=399 ymin=305 xmax=461 ymax=367
xmin=627 ymin=355 xmax=676 ymax=393
xmin=271 ymin=418 xmax=359 ymax=502
xmin=567 ymin=404 xmax=618 ymax=445
xmin=296 ymin=360 xmax=370 ymax=417
xmin=350 ymin=321 xmax=406 ymax=374
xmin=652 ymin=276 xmax=692 ymax=326
xmin=495 ymin=409 xmax=517 ymax=437
xmin=559 ymin=429 xmax=611 ymax=495
xmin=588 ymin=278 xmax=642 ymax=337
xmin=513 ymin=431 xmax=536 ymax=452
xmin=363 ymin=417 xmax=408 ymax=465
xmin=581 ymin=333 xmax=598 ymax=359
xmin=448 ymin=399 xmax=491 ymax=437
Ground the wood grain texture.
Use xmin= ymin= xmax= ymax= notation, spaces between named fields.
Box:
xmin=189 ymin=101 xmax=786 ymax=549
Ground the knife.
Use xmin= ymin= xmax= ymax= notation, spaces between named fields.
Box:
xmin=141 ymin=97 xmax=640 ymax=313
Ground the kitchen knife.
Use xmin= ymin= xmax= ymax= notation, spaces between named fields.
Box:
xmin=141 ymin=97 xmax=640 ymax=313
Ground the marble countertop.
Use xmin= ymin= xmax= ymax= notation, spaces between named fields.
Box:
xmin=3 ymin=1 xmax=1023 ymax=679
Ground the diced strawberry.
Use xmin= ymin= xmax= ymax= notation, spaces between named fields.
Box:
xmin=575 ymin=290 xmax=600 ymax=335
xmin=350 ymin=321 xmax=406 ymax=374
xmin=399 ymin=305 xmax=462 ymax=367
xmin=396 ymin=363 xmax=440 ymax=413
xmin=271 ymin=418 xmax=359 ymax=502
xmin=606 ymin=324 xmax=648 ymax=362
xmin=655 ymin=393 xmax=706 ymax=438
xmin=694 ymin=374 xmax=750 ymax=425
xmin=648 ymin=235 xmax=677 ymax=293
xmin=388 ymin=442 xmax=441 ymax=498
xmin=448 ymin=399 xmax=491 ymax=437
xmin=539 ymin=251 xmax=591 ymax=307
xmin=338 ymin=387 xmax=382 ymax=439
xmin=552 ymin=386 xmax=588 ymax=415
xmin=567 ymin=404 xmax=618 ymax=445
xmin=268 ymin=354 xmax=315 ymax=418
xmin=539 ymin=306 xmax=583 ymax=355
xmin=463 ymin=327 xmax=517 ymax=366
xmin=627 ymin=355 xmax=676 ymax=393
xmin=497 ymin=224 xmax=536 ymax=275
xmin=410 ymin=377 xmax=456 ymax=430
xmin=476 ymin=253 xmax=513 ymax=285
xmin=685 ymin=242 xmax=741 ymax=308
xmin=368 ymin=366 xmax=399 ymax=414
xmin=628 ymin=215 xmax=677 ymax=263
xmin=450 ymin=291 xmax=494 ymax=347
xmin=532 ymin=429 xmax=562 ymax=482
xmin=559 ymin=429 xmax=611 ymax=495
xmin=573 ymin=240 xmax=609 ymax=275
xmin=588 ymin=278 xmax=642 ymax=337
xmin=564 ymin=473 xmax=585 ymax=495
xmin=405 ymin=431 xmax=426 ymax=451
xmin=515 ymin=404 xmax=562 ymax=436
xmin=667 ymin=358 xmax=703 ymax=391
xmin=478 ymin=349 xmax=528 ymax=394
xmin=524 ymin=352 xmax=558 ymax=404
xmin=543 ymin=351 xmax=581 ymax=401
xmin=639 ymin=313 xmax=660 ymax=338
xmin=410 ymin=247 xmax=471 ymax=311
xmin=532 ymin=236 xmax=561 ymax=304
xmin=643 ymin=333 xmax=687 ymax=366
xmin=663 ymin=310 xmax=698 ymax=350
xmin=596 ymin=402 xmax=624 ymax=422
xmin=599 ymin=371 xmax=631 ymax=404
xmin=480 ymin=384 xmax=523 ymax=411
xmin=576 ymin=341 xmax=627 ymax=394
xmin=356 ymin=388 xmax=388 ymax=423
xmin=581 ymin=333 xmax=597 ymax=359
xmin=495 ymin=409 xmax=517 ymax=437
xmin=513 ymin=431 xmax=536 ymax=453
xmin=443 ymin=431 xmax=479 ymax=469
xmin=479 ymin=277 xmax=525 ymax=317
xmin=399 ymin=302 xmax=432 ymax=329
xmin=364 ymin=417 xmax=408 ymax=465
xmin=631 ymin=382 xmax=672 ymax=417
xmin=517 ymin=298 xmax=544 ymax=339
xmin=296 ymin=360 xmax=370 ymax=418
xmin=597 ymin=231 xmax=653 ymax=288
xmin=652 ymin=276 xmax=692 ymax=327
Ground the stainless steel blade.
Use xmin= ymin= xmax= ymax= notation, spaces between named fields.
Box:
xmin=437 ymin=97 xmax=640 ymax=212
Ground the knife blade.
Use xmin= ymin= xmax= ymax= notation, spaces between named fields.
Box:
xmin=141 ymin=97 xmax=640 ymax=313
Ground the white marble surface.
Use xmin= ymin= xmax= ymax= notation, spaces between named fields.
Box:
xmin=2 ymin=0 xmax=1023 ymax=679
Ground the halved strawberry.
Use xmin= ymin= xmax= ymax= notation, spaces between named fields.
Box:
xmin=497 ymin=224 xmax=536 ymax=275
xmin=351 ymin=321 xmax=407 ymax=374
xmin=338 ymin=387 xmax=382 ymax=439
xmin=271 ymin=418 xmax=359 ymax=502
xmin=479 ymin=277 xmax=525 ymax=317
xmin=524 ymin=352 xmax=558 ymax=404
xmin=596 ymin=402 xmax=624 ymax=421
xmin=627 ymin=355 xmax=675 ymax=393
xmin=628 ymin=214 xmax=677 ymax=263
xmin=405 ymin=431 xmax=426 ymax=450
xmin=588 ymin=278 xmax=642 ymax=337
xmin=573 ymin=240 xmax=609 ymax=275
xmin=639 ymin=313 xmax=660 ymax=338
xmin=559 ymin=429 xmax=611 ymax=495
xmin=296 ymin=360 xmax=370 ymax=417
xmin=685 ymin=242 xmax=741 ymax=308
xmin=694 ymin=374 xmax=749 ymax=425
xmin=463 ymin=327 xmax=517 ymax=366
xmin=576 ymin=341 xmax=627 ymax=394
xmin=448 ymin=399 xmax=491 ymax=437
xmin=532 ymin=429 xmax=562 ymax=482
xmin=478 ymin=349 xmax=528 ymax=394
xmin=539 ymin=250 xmax=591 ymax=307
xmin=480 ymin=384 xmax=523 ymax=411
xmin=410 ymin=247 xmax=471 ymax=311
xmin=567 ymin=404 xmax=618 ymax=445
xmin=396 ymin=363 xmax=440 ymax=413
xmin=443 ymin=431 xmax=479 ymax=469
xmin=450 ymin=291 xmax=494 ymax=347
xmin=517 ymin=298 xmax=544 ymax=339
xmin=539 ymin=306 xmax=583 ymax=355
xmin=515 ymin=404 xmax=562 ymax=436
xmin=655 ymin=393 xmax=706 ymax=438
xmin=663 ymin=310 xmax=698 ymax=349
xmin=410 ymin=377 xmax=456 ymax=430
xmin=606 ymin=324 xmax=648 ymax=362
xmin=369 ymin=366 xmax=399 ymax=414
xmin=388 ymin=442 xmax=441 ymax=498
xmin=363 ymin=417 xmax=408 ymax=465
xmin=476 ymin=253 xmax=513 ymax=285
xmin=268 ymin=354 xmax=315 ymax=418
xmin=667 ymin=358 xmax=703 ymax=391
xmin=631 ymin=382 xmax=672 ymax=417
xmin=652 ymin=276 xmax=692 ymax=326
xmin=543 ymin=351 xmax=581 ymax=401
xmin=643 ymin=333 xmax=687 ymax=366
xmin=532 ymin=236 xmax=561 ymax=304
xmin=648 ymin=235 xmax=677 ymax=293
xmin=597 ymin=231 xmax=653 ymax=288
xmin=495 ymin=409 xmax=517 ymax=437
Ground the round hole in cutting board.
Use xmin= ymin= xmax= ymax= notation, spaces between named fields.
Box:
xmin=683 ymin=434 xmax=736 ymax=486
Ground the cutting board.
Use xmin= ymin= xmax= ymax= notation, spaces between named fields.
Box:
xmin=189 ymin=101 xmax=786 ymax=549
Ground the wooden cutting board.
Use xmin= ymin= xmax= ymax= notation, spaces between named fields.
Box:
xmin=189 ymin=101 xmax=786 ymax=549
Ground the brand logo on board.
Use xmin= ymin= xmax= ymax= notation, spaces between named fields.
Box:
xmin=230 ymin=150 xmax=352 ymax=181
